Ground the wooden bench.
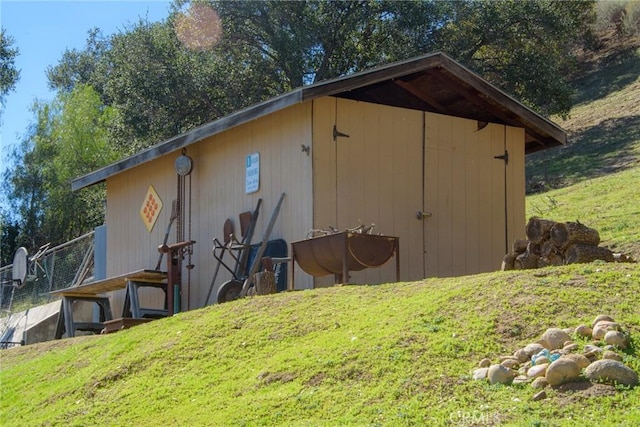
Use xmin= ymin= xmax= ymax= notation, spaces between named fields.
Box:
xmin=52 ymin=270 xmax=167 ymax=338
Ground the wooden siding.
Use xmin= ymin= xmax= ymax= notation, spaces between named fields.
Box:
xmin=105 ymin=103 xmax=314 ymax=315
xmin=423 ymin=112 xmax=524 ymax=277
xmin=311 ymin=97 xmax=424 ymax=285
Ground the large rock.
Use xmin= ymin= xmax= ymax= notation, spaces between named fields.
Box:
xmin=541 ymin=328 xmax=572 ymax=350
xmin=592 ymin=321 xmax=621 ymax=340
xmin=545 ymin=358 xmax=581 ymax=387
xmin=488 ymin=364 xmax=515 ymax=385
xmin=604 ymin=330 xmax=630 ymax=350
xmin=524 ymin=343 xmax=546 ymax=358
xmin=585 ymin=360 xmax=639 ymax=387
xmin=592 ymin=315 xmax=615 ymax=327
xmin=561 ymin=353 xmax=591 ymax=369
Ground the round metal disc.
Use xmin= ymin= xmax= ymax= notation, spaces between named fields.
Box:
xmin=12 ymin=247 xmax=28 ymax=289
xmin=175 ymin=155 xmax=193 ymax=176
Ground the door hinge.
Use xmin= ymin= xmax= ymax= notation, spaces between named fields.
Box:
xmin=494 ymin=150 xmax=509 ymax=165
xmin=333 ymin=125 xmax=350 ymax=141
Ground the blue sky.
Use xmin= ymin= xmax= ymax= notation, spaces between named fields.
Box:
xmin=0 ymin=0 xmax=172 ymax=172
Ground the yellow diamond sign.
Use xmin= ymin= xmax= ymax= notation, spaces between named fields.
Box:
xmin=140 ymin=185 xmax=163 ymax=232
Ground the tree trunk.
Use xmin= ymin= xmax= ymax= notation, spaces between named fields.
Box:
xmin=550 ymin=221 xmax=600 ymax=249
xmin=525 ymin=217 xmax=556 ymax=243
xmin=565 ymin=244 xmax=614 ymax=264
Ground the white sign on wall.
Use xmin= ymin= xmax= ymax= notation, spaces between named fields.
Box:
xmin=245 ymin=152 xmax=260 ymax=194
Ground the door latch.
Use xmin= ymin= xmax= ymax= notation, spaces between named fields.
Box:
xmin=417 ymin=211 xmax=432 ymax=220
xmin=494 ymin=150 xmax=509 ymax=165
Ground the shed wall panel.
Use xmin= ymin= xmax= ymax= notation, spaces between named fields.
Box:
xmin=105 ymin=103 xmax=314 ymax=314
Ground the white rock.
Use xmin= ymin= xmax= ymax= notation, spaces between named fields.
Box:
xmin=473 ymin=368 xmax=489 ymax=380
xmin=527 ymin=363 xmax=549 ymax=378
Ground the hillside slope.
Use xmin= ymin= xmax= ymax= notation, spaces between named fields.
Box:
xmin=1 ymin=263 xmax=639 ymax=426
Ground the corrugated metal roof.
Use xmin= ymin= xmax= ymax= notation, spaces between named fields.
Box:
xmin=72 ymin=52 xmax=566 ymax=191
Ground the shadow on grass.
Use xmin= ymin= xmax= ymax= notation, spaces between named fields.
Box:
xmin=526 ymin=114 xmax=640 ymax=193
xmin=572 ymin=47 xmax=640 ymax=105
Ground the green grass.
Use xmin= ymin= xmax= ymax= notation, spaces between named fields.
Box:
xmin=2 ymin=264 xmax=640 ymax=426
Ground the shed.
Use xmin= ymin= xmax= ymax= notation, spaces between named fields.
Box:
xmin=72 ymin=52 xmax=566 ymax=314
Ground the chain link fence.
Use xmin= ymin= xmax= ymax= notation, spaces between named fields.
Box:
xmin=0 ymin=231 xmax=95 ymax=347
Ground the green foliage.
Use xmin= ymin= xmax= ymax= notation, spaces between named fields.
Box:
xmin=1 ymin=264 xmax=639 ymax=425
xmin=0 ymin=28 xmax=20 ymax=112
xmin=440 ymin=0 xmax=596 ymax=119
xmin=1 ymin=85 xmax=121 ymax=250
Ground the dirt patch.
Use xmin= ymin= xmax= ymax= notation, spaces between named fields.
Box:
xmin=554 ymin=381 xmax=617 ymax=405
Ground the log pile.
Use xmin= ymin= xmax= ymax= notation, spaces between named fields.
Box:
xmin=502 ymin=217 xmax=636 ymax=270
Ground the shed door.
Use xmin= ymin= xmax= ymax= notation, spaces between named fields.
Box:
xmin=422 ymin=113 xmax=510 ymax=277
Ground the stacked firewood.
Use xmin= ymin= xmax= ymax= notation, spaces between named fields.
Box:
xmin=502 ymin=217 xmax=635 ymax=270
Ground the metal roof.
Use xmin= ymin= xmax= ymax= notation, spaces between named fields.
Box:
xmin=72 ymin=52 xmax=566 ymax=191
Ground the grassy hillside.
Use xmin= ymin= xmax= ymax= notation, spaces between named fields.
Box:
xmin=2 ymin=37 xmax=640 ymax=427
xmin=1 ymin=263 xmax=639 ymax=426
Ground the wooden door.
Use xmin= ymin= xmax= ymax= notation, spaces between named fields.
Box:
xmin=422 ymin=112 xmax=511 ymax=277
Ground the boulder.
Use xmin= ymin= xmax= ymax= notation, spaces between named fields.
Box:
xmin=527 ymin=363 xmax=549 ymax=379
xmin=592 ymin=315 xmax=615 ymax=327
xmin=604 ymin=330 xmax=630 ymax=350
xmin=488 ymin=364 xmax=515 ymax=385
xmin=592 ymin=321 xmax=621 ymax=340
xmin=479 ymin=358 xmax=491 ymax=368
xmin=473 ymin=368 xmax=489 ymax=380
xmin=575 ymin=324 xmax=592 ymax=338
xmin=603 ymin=351 xmax=623 ymax=362
xmin=531 ymin=377 xmax=548 ymax=389
xmin=561 ymin=353 xmax=591 ymax=369
xmin=541 ymin=328 xmax=572 ymax=350
xmin=545 ymin=358 xmax=581 ymax=387
xmin=524 ymin=343 xmax=546 ymax=357
xmin=584 ymin=359 xmax=639 ymax=387
xmin=514 ymin=348 xmax=529 ymax=363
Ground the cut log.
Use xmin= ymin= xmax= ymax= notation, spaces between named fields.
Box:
xmin=527 ymin=241 xmax=542 ymax=256
xmin=525 ymin=217 xmax=556 ymax=244
xmin=550 ymin=221 xmax=600 ymax=249
xmin=541 ymin=240 xmax=559 ymax=258
xmin=565 ymin=244 xmax=614 ymax=264
xmin=515 ymin=251 xmax=540 ymax=269
xmin=538 ymin=252 xmax=564 ymax=268
xmin=502 ymin=253 xmax=517 ymax=271
xmin=512 ymin=239 xmax=529 ymax=254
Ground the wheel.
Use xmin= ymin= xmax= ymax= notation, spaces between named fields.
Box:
xmin=216 ymin=279 xmax=243 ymax=304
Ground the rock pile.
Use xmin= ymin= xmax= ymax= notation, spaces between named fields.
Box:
xmin=473 ymin=315 xmax=639 ymax=396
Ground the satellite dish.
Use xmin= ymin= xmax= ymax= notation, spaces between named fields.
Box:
xmin=12 ymin=247 xmax=28 ymax=289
